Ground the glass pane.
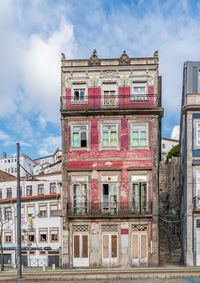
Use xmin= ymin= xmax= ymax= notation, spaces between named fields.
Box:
xmin=102 ymin=125 xmax=108 ymax=130
xmin=132 ymin=131 xmax=139 ymax=146
xmin=133 ymin=184 xmax=139 ymax=210
xmin=73 ymin=126 xmax=80 ymax=131
xmin=81 ymin=131 xmax=87 ymax=147
xmin=73 ymin=133 xmax=79 ymax=147
xmin=110 ymin=125 xmax=117 ymax=130
xmin=198 ymin=130 xmax=200 ymax=145
xmin=141 ymin=183 xmax=147 ymax=211
xmin=110 ymin=183 xmax=117 ymax=195
xmin=103 ymin=132 xmax=109 ymax=147
xmin=110 ymin=131 xmax=117 ymax=146
xmin=80 ymin=89 xmax=85 ymax=100
xmin=140 ymin=131 xmax=147 ymax=146
xmin=79 ymin=126 xmax=86 ymax=130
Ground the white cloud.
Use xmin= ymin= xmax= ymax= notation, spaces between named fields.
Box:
xmin=37 ymin=115 xmax=47 ymax=130
xmin=171 ymin=125 xmax=180 ymax=140
xmin=38 ymin=135 xmax=61 ymax=157
xmin=0 ymin=130 xmax=10 ymax=141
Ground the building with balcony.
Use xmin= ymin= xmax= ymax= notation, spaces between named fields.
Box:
xmin=60 ymin=50 xmax=163 ymax=268
xmin=0 ymin=169 xmax=62 ymax=267
xmin=180 ymin=61 xmax=200 ymax=266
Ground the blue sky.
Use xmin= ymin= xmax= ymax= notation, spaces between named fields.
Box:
xmin=0 ymin=0 xmax=200 ymax=159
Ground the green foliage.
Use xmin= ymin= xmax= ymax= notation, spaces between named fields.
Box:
xmin=166 ymin=144 xmax=180 ymax=163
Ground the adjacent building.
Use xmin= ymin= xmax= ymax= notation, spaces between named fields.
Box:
xmin=180 ymin=61 xmax=200 ymax=266
xmin=60 ymin=50 xmax=163 ymax=268
xmin=0 ymin=153 xmax=36 ymax=177
xmin=0 ymin=169 xmax=62 ymax=266
xmin=161 ymin=138 xmax=179 ymax=161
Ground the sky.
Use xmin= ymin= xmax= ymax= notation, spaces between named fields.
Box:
xmin=0 ymin=0 xmax=200 ymax=159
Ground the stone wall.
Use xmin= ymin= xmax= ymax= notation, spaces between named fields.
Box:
xmin=159 ymin=157 xmax=180 ymax=216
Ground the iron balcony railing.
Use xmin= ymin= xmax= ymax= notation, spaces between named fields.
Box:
xmin=193 ymin=196 xmax=200 ymax=209
xmin=60 ymin=94 xmax=159 ymax=111
xmin=67 ymin=202 xmax=152 ymax=217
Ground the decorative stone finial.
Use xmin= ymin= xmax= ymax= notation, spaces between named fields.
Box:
xmin=61 ymin=53 xmax=66 ymax=60
xmin=154 ymin=50 xmax=158 ymax=58
xmin=89 ymin=49 xmax=100 ymax=66
xmin=119 ymin=50 xmax=130 ymax=64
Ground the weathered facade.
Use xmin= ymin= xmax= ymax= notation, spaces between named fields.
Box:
xmin=60 ymin=50 xmax=163 ymax=268
xmin=180 ymin=61 xmax=200 ymax=266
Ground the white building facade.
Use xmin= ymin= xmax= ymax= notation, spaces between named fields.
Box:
xmin=0 ymin=171 xmax=62 ymax=267
xmin=161 ymin=138 xmax=179 ymax=160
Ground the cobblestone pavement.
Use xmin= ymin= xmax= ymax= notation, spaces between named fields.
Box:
xmin=26 ymin=279 xmax=200 ymax=283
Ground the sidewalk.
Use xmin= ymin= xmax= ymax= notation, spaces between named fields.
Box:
xmin=0 ymin=265 xmax=200 ymax=282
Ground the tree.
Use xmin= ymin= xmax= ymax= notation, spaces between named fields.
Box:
xmin=166 ymin=144 xmax=180 ymax=162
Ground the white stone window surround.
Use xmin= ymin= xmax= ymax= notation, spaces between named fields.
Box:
xmin=71 ymin=82 xmax=88 ymax=104
xmin=98 ymin=119 xmax=121 ymax=151
xmin=194 ymin=119 xmax=200 ymax=150
xmin=128 ymin=120 xmax=150 ymax=150
xmin=69 ymin=121 xmax=91 ymax=152
xmin=131 ymin=78 xmax=148 ymax=101
xmin=101 ymin=81 xmax=118 ymax=106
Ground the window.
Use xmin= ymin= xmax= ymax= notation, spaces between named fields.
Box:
xmin=162 ymin=143 xmax=165 ymax=149
xmin=102 ymin=124 xmax=118 ymax=147
xmin=72 ymin=125 xmax=87 ymax=148
xmin=0 ymin=208 xmax=2 ymax=219
xmin=103 ymin=234 xmax=117 ymax=258
xmin=50 ymin=183 xmax=56 ymax=194
xmin=50 ymin=230 xmax=58 ymax=242
xmin=39 ymin=230 xmax=47 ymax=242
xmin=27 ymin=206 xmax=34 ymax=217
xmin=5 ymin=207 xmax=11 ymax=219
xmin=6 ymin=188 xmax=12 ymax=198
xmin=39 ymin=205 xmax=47 ymax=217
xmin=0 ymin=189 xmax=2 ymax=199
xmin=5 ymin=160 xmax=7 ymax=163
xmin=28 ymin=233 xmax=35 ymax=243
xmin=132 ymin=82 xmax=147 ymax=101
xmin=11 ymin=168 xmax=13 ymax=173
xmin=26 ymin=185 xmax=32 ymax=196
xmin=102 ymin=183 xmax=117 ymax=214
xmin=197 ymin=123 xmax=200 ymax=146
xmin=131 ymin=124 xmax=148 ymax=147
xmin=73 ymin=184 xmax=87 ymax=215
xmin=73 ymin=89 xmax=85 ymax=102
xmin=103 ymin=83 xmax=117 ymax=106
xmin=15 ymin=168 xmax=17 ymax=173
xmin=38 ymin=184 xmax=44 ymax=195
xmin=132 ymin=182 xmax=147 ymax=213
xmin=5 ymin=232 xmax=12 ymax=243
xmin=50 ymin=204 xmax=58 ymax=217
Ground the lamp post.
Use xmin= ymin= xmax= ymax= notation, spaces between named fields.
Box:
xmin=17 ymin=143 xmax=22 ymax=278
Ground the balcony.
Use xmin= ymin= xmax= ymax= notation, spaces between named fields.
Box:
xmin=67 ymin=202 xmax=152 ymax=218
xmin=60 ymin=94 xmax=160 ymax=112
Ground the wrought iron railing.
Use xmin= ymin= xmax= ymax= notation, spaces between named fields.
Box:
xmin=67 ymin=202 xmax=152 ymax=217
xmin=60 ymin=94 xmax=159 ymax=111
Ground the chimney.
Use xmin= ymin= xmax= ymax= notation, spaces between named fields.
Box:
xmin=3 ymin=152 xmax=6 ymax=158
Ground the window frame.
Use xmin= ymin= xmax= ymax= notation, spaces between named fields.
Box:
xmin=98 ymin=120 xmax=121 ymax=151
xmin=50 ymin=183 xmax=56 ymax=194
xmin=69 ymin=121 xmax=91 ymax=151
xmin=131 ymin=81 xmax=148 ymax=101
xmin=39 ymin=204 xmax=47 ymax=217
xmin=39 ymin=228 xmax=48 ymax=243
xmin=6 ymin=188 xmax=12 ymax=199
xmin=50 ymin=203 xmax=59 ymax=217
xmin=129 ymin=120 xmax=150 ymax=150
xmin=26 ymin=185 xmax=32 ymax=196
xmin=71 ymin=83 xmax=88 ymax=104
xmin=4 ymin=207 xmax=11 ymax=220
xmin=4 ymin=232 xmax=12 ymax=244
xmin=50 ymin=229 xmax=59 ymax=242
xmin=102 ymin=82 xmax=117 ymax=106
xmin=38 ymin=184 xmax=44 ymax=195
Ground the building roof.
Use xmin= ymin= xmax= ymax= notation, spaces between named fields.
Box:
xmin=162 ymin=137 xmax=179 ymax=143
xmin=0 ymin=170 xmax=16 ymax=181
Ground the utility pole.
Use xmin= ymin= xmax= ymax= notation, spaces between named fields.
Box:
xmin=17 ymin=143 xmax=22 ymax=278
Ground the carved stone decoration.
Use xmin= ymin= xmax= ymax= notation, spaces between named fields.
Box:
xmin=119 ymin=50 xmax=130 ymax=64
xmin=61 ymin=53 xmax=66 ymax=60
xmin=154 ymin=50 xmax=158 ymax=58
xmin=89 ymin=49 xmax=100 ymax=66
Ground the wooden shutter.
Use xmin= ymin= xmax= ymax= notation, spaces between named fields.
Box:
xmin=111 ymin=235 xmax=117 ymax=258
xmin=132 ymin=234 xmax=138 ymax=258
xmin=82 ymin=235 xmax=88 ymax=258
xmin=103 ymin=235 xmax=109 ymax=258
xmin=74 ymin=235 xmax=79 ymax=258
xmin=141 ymin=234 xmax=147 ymax=258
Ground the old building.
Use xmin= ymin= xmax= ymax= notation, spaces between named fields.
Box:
xmin=161 ymin=138 xmax=179 ymax=161
xmin=0 ymin=169 xmax=62 ymax=267
xmin=0 ymin=153 xmax=36 ymax=177
xmin=60 ymin=50 xmax=163 ymax=268
xmin=180 ymin=61 xmax=200 ymax=266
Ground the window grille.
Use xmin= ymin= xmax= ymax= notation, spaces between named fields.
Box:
xmin=102 ymin=225 xmax=118 ymax=233
xmin=73 ymin=225 xmax=88 ymax=232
